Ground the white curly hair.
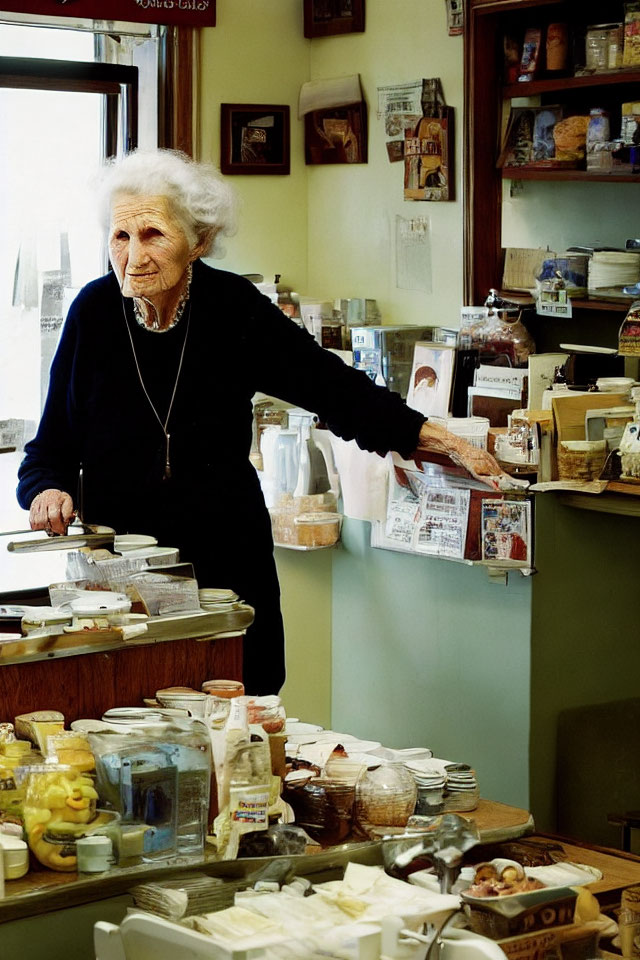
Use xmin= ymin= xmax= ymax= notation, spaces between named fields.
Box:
xmin=96 ymin=149 xmax=238 ymax=258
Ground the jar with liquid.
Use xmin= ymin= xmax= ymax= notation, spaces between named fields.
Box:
xmin=282 ymin=776 xmax=355 ymax=846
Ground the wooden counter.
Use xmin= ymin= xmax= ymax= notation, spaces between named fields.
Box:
xmin=533 ymin=835 xmax=640 ymax=906
xmin=1 ymin=798 xmax=534 ymax=924
xmin=0 ymin=605 xmax=251 ymax=725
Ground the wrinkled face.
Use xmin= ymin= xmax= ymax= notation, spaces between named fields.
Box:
xmin=108 ymin=194 xmax=197 ymax=304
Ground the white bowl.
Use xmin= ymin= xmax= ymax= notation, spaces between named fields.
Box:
xmin=114 ymin=534 xmax=158 ymax=552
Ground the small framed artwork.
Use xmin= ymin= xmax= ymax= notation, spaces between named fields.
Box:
xmin=303 ymin=0 xmax=365 ymax=38
xmin=304 ymin=102 xmax=367 ymax=164
xmin=220 ymin=104 xmax=290 ymax=175
xmin=405 ymin=342 xmax=456 ymax=419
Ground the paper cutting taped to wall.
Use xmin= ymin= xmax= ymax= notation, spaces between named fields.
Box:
xmin=396 ymin=215 xmax=432 ymax=293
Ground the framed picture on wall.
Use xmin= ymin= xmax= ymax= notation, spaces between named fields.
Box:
xmin=220 ymin=104 xmax=290 ymax=175
xmin=304 ymin=102 xmax=367 ymax=164
xmin=303 ymin=0 xmax=365 ymax=38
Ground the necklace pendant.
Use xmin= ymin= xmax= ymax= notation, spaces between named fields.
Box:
xmin=164 ymin=433 xmax=172 ymax=480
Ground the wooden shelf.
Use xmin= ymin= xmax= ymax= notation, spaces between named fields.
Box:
xmin=498 ymin=290 xmax=632 ymax=313
xmin=571 ymin=297 xmax=632 ymax=312
xmin=504 ymin=68 xmax=640 ymax=99
xmin=501 ymin=168 xmax=640 ymax=183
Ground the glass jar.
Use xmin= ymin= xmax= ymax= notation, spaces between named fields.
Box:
xmin=23 ymin=765 xmax=100 ymax=872
xmin=283 ymin=776 xmax=355 ymax=846
xmin=201 ymin=679 xmax=245 ymax=699
xmin=619 ymin=301 xmax=640 ymax=356
xmin=354 ymin=763 xmax=417 ymax=829
xmin=89 ymin=717 xmax=212 ymax=859
xmin=585 ymin=25 xmax=610 ymax=71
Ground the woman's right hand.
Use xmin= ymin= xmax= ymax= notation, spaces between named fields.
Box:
xmin=29 ymin=489 xmax=76 ymax=535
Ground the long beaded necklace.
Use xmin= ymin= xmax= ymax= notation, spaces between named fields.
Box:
xmin=122 ymin=298 xmax=191 ymax=481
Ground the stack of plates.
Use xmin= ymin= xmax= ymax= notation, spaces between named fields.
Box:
xmin=444 ymin=763 xmax=478 ymax=793
xmin=198 ymin=588 xmax=239 ymax=611
xmin=404 ymin=759 xmax=447 ymax=792
xmin=588 ymin=251 xmax=640 ymax=291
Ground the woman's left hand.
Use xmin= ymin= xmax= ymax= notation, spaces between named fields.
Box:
xmin=416 ymin=421 xmax=505 ymax=489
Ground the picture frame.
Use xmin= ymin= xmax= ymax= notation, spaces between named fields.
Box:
xmin=220 ymin=104 xmax=290 ymax=176
xmin=303 ymin=0 xmax=365 ymax=38
xmin=304 ymin=102 xmax=367 ymax=164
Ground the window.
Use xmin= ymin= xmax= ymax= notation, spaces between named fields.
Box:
xmin=0 ymin=19 xmax=157 ymax=529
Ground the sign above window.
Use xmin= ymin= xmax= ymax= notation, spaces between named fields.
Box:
xmin=0 ymin=1 xmax=215 ymax=28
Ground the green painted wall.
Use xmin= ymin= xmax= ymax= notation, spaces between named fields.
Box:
xmin=276 ymin=545 xmax=332 ymax=728
xmin=331 ymin=519 xmax=532 ymax=809
xmin=530 ymin=495 xmax=640 ymax=832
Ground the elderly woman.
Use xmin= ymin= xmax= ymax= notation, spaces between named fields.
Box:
xmin=18 ymin=149 xmax=504 ymax=695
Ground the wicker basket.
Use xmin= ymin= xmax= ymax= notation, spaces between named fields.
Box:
xmin=557 ymin=440 xmax=607 ymax=480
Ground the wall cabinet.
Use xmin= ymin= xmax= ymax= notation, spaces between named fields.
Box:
xmin=464 ymin=0 xmax=640 ymax=353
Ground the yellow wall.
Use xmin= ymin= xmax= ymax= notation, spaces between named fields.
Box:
xmin=198 ymin=0 xmax=310 ymax=290
xmin=306 ymin=0 xmax=464 ymax=327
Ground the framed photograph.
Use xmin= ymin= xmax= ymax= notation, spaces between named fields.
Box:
xmin=405 ymin=342 xmax=456 ymax=419
xmin=303 ymin=0 xmax=365 ymax=38
xmin=220 ymin=104 xmax=290 ymax=176
xmin=403 ymin=107 xmax=454 ymax=202
xmin=304 ymin=102 xmax=367 ymax=164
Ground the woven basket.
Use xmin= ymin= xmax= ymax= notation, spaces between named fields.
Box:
xmin=557 ymin=440 xmax=607 ymax=480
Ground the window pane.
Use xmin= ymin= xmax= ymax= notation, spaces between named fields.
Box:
xmin=0 ymin=85 xmax=103 ymax=528
xmin=0 ymin=24 xmax=93 ymax=60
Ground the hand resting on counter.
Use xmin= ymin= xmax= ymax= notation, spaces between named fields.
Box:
xmin=29 ymin=489 xmax=76 ymax=535
xmin=417 ymin=421 xmax=509 ymax=491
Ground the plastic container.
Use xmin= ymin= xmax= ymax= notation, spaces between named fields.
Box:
xmin=0 ymin=835 xmax=29 ymax=879
xmin=201 ymin=679 xmax=244 ymax=699
xmin=429 ymin=416 xmax=490 ymax=450
xmin=240 ymin=695 xmax=286 ymax=734
xmin=293 ymin=512 xmax=342 ymax=547
xmin=596 ymin=376 xmax=635 ymax=394
xmin=89 ymin=717 xmax=212 ymax=858
xmin=76 ymin=834 xmax=112 ymax=872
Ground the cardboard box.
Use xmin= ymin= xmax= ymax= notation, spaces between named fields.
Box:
xmin=498 ymin=923 xmax=599 ymax=960
xmin=464 ymin=888 xmax=577 ymax=939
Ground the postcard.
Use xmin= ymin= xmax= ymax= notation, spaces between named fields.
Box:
xmin=481 ymin=499 xmax=531 ymax=564
xmin=406 ymin=342 xmax=455 ymax=418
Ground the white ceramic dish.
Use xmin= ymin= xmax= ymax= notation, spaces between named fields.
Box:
xmin=559 ymin=343 xmax=617 ymax=355
xmin=461 ymin=858 xmax=602 ymax=904
xmin=285 ymin=721 xmax=324 ymax=735
xmin=114 ymin=534 xmax=158 ymax=552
